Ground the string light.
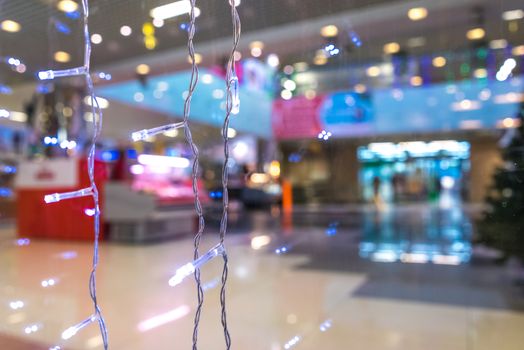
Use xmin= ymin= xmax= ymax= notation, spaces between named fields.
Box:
xmin=169 ymin=244 xmax=225 ymax=287
xmin=131 ymin=122 xmax=185 ymax=142
xmin=61 ymin=315 xmax=97 ymax=340
xmin=39 ymin=0 xmax=109 ymax=347
xmin=38 ymin=66 xmax=87 ymax=80
xmin=44 ymin=187 xmax=93 ymax=204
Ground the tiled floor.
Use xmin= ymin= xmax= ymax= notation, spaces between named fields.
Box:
xmin=1 ymin=204 xmax=524 ymax=350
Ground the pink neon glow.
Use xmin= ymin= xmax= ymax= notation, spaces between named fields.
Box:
xmin=137 ymin=154 xmax=190 ymax=169
xmin=130 ymin=164 xmax=145 ymax=175
xmin=137 ymin=305 xmax=191 ymax=332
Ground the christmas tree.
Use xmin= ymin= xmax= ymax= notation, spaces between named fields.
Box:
xmin=478 ymin=100 xmax=524 ymax=261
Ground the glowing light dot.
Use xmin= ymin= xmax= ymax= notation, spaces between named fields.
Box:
xmin=407 ymin=7 xmax=428 ymax=21
xmin=91 ymin=33 xmax=102 ymax=44
xmin=120 ymin=25 xmax=132 ymax=36
xmin=320 ymin=24 xmax=338 ymax=37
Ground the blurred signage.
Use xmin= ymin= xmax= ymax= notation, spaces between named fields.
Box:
xmin=272 ymin=95 xmax=324 ymax=139
xmin=272 ymin=76 xmax=524 ymax=140
xmin=16 ymin=159 xmax=77 ymax=188
xmin=319 ymin=91 xmax=373 ymax=135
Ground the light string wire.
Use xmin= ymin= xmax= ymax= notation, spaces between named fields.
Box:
xmin=218 ymin=1 xmax=241 ymax=349
xmin=39 ymin=0 xmax=109 ymax=347
xmin=182 ymin=1 xmax=205 ymax=349
xmin=82 ymin=0 xmax=109 ymax=347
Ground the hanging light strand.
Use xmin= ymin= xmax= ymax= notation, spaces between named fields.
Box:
xmin=181 ymin=1 xmax=206 ymax=349
xmin=218 ymin=1 xmax=241 ymax=349
xmin=39 ymin=0 xmax=109 ymax=347
xmin=83 ymin=0 xmax=109 ymax=345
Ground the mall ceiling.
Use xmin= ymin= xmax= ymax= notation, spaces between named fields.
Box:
xmin=0 ymin=0 xmax=522 ymax=85
xmin=0 ymin=0 xmax=392 ymax=83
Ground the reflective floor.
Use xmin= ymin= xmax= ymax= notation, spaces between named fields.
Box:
xmin=1 ymin=202 xmax=524 ymax=350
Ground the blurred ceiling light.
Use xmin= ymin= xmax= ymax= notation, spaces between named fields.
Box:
xmin=354 ymin=84 xmax=366 ymax=93
xmin=407 ymin=7 xmax=428 ymax=21
xmin=187 ymin=53 xmax=202 ymax=64
xmin=229 ymin=0 xmax=241 ymax=6
xmin=383 ymin=42 xmax=400 ymax=55
xmin=227 ymin=128 xmax=237 ymax=138
xmin=91 ymin=33 xmax=103 ymax=44
xmin=502 ymin=117 xmax=516 ymax=128
xmin=142 ymin=22 xmax=155 ymax=36
xmin=57 ymin=0 xmax=78 ymax=13
xmin=451 ymin=99 xmax=481 ymax=111
xmin=249 ymin=41 xmax=264 ymax=50
xmin=150 ymin=1 xmax=201 ymax=20
xmin=305 ymin=89 xmax=316 ymax=99
xmin=283 ymin=65 xmax=294 ymax=75
xmin=1 ymin=20 xmax=21 ymax=33
xmin=84 ymin=96 xmax=109 ymax=109
xmin=313 ymin=54 xmax=327 ymax=66
xmin=406 ymin=36 xmax=426 ymax=48
xmin=267 ymin=53 xmax=280 ymax=68
xmin=410 ymin=76 xmax=423 ymax=86
xmin=366 ymin=66 xmax=380 ymax=77
xmin=250 ymin=47 xmax=262 ymax=57
xmin=134 ymin=92 xmax=144 ymax=102
xmin=201 ymin=73 xmax=213 ymax=84
xmin=466 ymin=28 xmax=485 ymax=40
xmin=120 ymin=25 xmax=132 ymax=36
xmin=153 ymin=18 xmax=164 ymax=28
xmin=432 ymin=56 xmax=446 ymax=68
xmin=473 ymin=68 xmax=487 ymax=79
xmin=136 ymin=64 xmax=150 ymax=75
xmin=283 ymin=80 xmax=296 ymax=91
xmin=252 ymin=42 xmax=267 ymax=57
xmin=478 ymin=88 xmax=492 ymax=101
xmin=281 ymin=89 xmax=293 ymax=100
xmin=320 ymin=25 xmax=338 ymax=37
xmin=512 ymin=45 xmax=524 ymax=56
xmin=144 ymin=36 xmax=157 ymax=50
xmin=502 ymin=9 xmax=524 ymax=21
xmin=293 ymin=61 xmax=308 ymax=72
xmin=54 ymin=51 xmax=71 ymax=63
xmin=233 ymin=51 xmax=242 ymax=61
xmin=489 ymin=39 xmax=508 ymax=49
xmin=63 ymin=107 xmax=73 ymax=117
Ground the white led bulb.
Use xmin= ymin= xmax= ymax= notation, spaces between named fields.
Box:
xmin=44 ymin=187 xmax=93 ymax=204
xmin=131 ymin=122 xmax=185 ymax=142
xmin=38 ymin=66 xmax=88 ymax=81
xmin=230 ymin=72 xmax=240 ymax=115
xmin=169 ymin=243 xmax=225 ymax=287
xmin=61 ymin=315 xmax=97 ymax=340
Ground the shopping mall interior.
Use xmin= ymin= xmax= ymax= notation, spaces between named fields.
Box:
xmin=1 ymin=0 xmax=524 ymax=349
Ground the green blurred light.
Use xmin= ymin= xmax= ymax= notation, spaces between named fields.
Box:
xmin=460 ymin=63 xmax=471 ymax=76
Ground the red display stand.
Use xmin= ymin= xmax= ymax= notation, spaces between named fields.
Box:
xmin=16 ymin=158 xmax=107 ymax=240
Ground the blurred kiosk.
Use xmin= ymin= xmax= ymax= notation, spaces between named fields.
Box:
xmin=16 ymin=158 xmax=106 ymax=240
xmin=104 ymin=182 xmax=196 ymax=242
xmin=16 ymin=157 xmax=197 ymax=242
